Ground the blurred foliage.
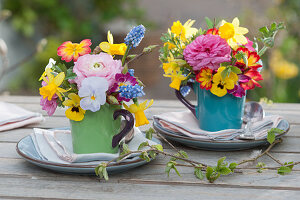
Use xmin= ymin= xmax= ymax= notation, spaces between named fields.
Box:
xmin=3 ymin=0 xmax=148 ymax=94
xmin=247 ymin=0 xmax=300 ymax=102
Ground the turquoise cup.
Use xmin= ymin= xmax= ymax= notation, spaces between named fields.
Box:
xmin=176 ymin=82 xmax=245 ymax=132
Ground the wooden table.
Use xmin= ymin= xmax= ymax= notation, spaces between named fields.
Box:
xmin=0 ymin=96 xmax=300 ymax=200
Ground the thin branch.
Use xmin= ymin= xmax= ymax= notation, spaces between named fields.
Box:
xmin=237 ymin=139 xmax=282 ymax=166
xmin=266 ymin=152 xmax=284 ymax=166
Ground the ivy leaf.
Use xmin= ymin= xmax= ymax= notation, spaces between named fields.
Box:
xmin=267 ymin=131 xmax=275 ymax=144
xmin=165 ymin=161 xmax=181 ymax=177
xmin=217 ymin=157 xmax=226 ymax=169
xmin=278 ymin=166 xmax=292 ymax=175
xmin=145 ymin=127 xmax=155 ymax=140
xmin=205 ymin=17 xmax=214 ymax=29
xmin=140 ymin=151 xmax=151 ymax=162
xmin=138 ymin=141 xmax=149 ymax=150
xmin=194 ymin=167 xmax=204 ymax=180
xmin=206 ymin=166 xmax=214 ymax=180
xmin=149 ymin=150 xmax=157 ymax=159
xmin=95 ymin=163 xmax=108 ymax=180
xmin=178 ymin=150 xmax=188 ymax=158
xmin=152 ymin=144 xmax=163 ymax=152
xmin=121 ymin=143 xmax=130 ymax=155
xmin=229 ymin=162 xmax=237 ymax=171
xmin=218 ymin=167 xmax=232 ymax=175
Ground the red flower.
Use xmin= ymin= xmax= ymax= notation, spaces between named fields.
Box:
xmin=240 ymin=69 xmax=263 ymax=90
xmin=57 ymin=39 xmax=92 ymax=62
xmin=233 ymin=47 xmax=261 ymax=70
xmin=206 ymin=28 xmax=219 ymax=35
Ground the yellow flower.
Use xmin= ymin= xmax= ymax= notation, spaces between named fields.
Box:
xmin=123 ymin=100 xmax=154 ymax=127
xmin=39 ymin=68 xmax=68 ymax=101
xmin=269 ymin=50 xmax=298 ymax=80
xmin=164 ymin=42 xmax=176 ymax=50
xmin=63 ymin=93 xmax=86 ymax=121
xmin=99 ymin=31 xmax=127 ymax=55
xmin=219 ymin=17 xmax=248 ymax=49
xmin=170 ymin=19 xmax=198 ymax=41
xmin=164 ymin=70 xmax=188 ymax=91
xmin=210 ymin=67 xmax=238 ymax=97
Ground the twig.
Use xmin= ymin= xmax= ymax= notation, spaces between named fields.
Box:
xmin=237 ymin=139 xmax=282 ymax=166
xmin=266 ymin=152 xmax=284 ymax=166
xmin=126 ymin=51 xmax=144 ymax=65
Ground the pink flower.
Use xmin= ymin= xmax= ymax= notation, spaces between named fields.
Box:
xmin=183 ymin=34 xmax=231 ymax=71
xmin=73 ymin=53 xmax=123 ymax=88
xmin=40 ymin=80 xmax=58 ymax=116
xmin=40 ymin=95 xmax=58 ymax=116
xmin=244 ymin=37 xmax=255 ymax=52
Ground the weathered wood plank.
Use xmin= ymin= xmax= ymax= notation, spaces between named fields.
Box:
xmin=1 ymin=175 xmax=300 ymax=200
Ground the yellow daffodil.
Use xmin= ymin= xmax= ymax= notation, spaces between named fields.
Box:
xmin=219 ymin=17 xmax=248 ymax=49
xmin=99 ymin=31 xmax=127 ymax=55
xmin=39 ymin=58 xmax=56 ymax=81
xmin=269 ymin=50 xmax=298 ymax=80
xmin=210 ymin=67 xmax=238 ymax=97
xmin=39 ymin=68 xmax=68 ymax=101
xmin=123 ymin=100 xmax=154 ymax=127
xmin=170 ymin=19 xmax=198 ymax=41
xmin=164 ymin=42 xmax=176 ymax=50
xmin=164 ymin=70 xmax=188 ymax=91
xmin=63 ymin=93 xmax=86 ymax=121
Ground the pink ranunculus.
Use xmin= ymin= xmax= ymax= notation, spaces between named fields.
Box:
xmin=244 ymin=37 xmax=255 ymax=52
xmin=40 ymin=95 xmax=58 ymax=116
xmin=73 ymin=53 xmax=123 ymax=88
xmin=183 ymin=34 xmax=231 ymax=71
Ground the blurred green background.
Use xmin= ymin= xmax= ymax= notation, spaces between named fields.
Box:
xmin=0 ymin=0 xmax=299 ymax=102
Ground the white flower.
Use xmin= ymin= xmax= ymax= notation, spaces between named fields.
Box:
xmin=45 ymin=58 xmax=56 ymax=70
xmin=78 ymin=77 xmax=108 ymax=112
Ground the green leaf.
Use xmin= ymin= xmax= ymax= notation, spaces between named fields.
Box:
xmin=138 ymin=141 xmax=149 ymax=150
xmin=217 ymin=157 xmax=226 ymax=168
xmin=259 ymin=26 xmax=269 ymax=37
xmin=178 ymin=150 xmax=188 ymax=158
xmin=267 ymin=131 xmax=275 ymax=144
xmin=205 ymin=17 xmax=214 ymax=29
xmin=194 ymin=167 xmax=204 ymax=180
xmin=218 ymin=167 xmax=232 ymax=175
xmin=149 ymin=150 xmax=157 ymax=159
xmin=127 ymin=54 xmax=137 ymax=59
xmin=107 ymin=95 xmax=119 ymax=105
xmin=230 ymin=66 xmax=242 ymax=74
xmin=145 ymin=127 xmax=155 ymax=140
xmin=102 ymin=167 xmax=109 ymax=181
xmin=143 ymin=45 xmax=159 ymax=53
xmin=152 ymin=144 xmax=163 ymax=152
xmin=206 ymin=166 xmax=214 ymax=180
xmin=121 ymin=143 xmax=130 ymax=155
xmin=229 ymin=162 xmax=237 ymax=171
xmin=140 ymin=151 xmax=151 ymax=162
xmin=284 ymin=162 xmax=294 ymax=170
xmin=278 ymin=166 xmax=292 ymax=175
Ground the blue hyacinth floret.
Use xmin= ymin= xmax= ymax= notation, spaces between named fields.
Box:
xmin=128 ymin=69 xmax=135 ymax=76
xmin=119 ymin=84 xmax=145 ymax=99
xmin=180 ymin=85 xmax=191 ymax=97
xmin=124 ymin=25 xmax=145 ymax=48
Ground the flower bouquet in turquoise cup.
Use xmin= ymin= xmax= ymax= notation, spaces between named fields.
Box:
xmin=39 ymin=25 xmax=156 ymax=154
xmin=159 ymin=17 xmax=284 ymax=131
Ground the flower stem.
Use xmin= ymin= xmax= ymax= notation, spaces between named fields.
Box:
xmin=258 ymin=46 xmax=268 ymax=57
xmin=122 ymin=45 xmax=131 ymax=66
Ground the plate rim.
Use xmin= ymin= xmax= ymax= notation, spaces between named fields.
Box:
xmin=16 ymin=134 xmax=157 ymax=169
xmin=153 ymin=119 xmax=290 ymax=144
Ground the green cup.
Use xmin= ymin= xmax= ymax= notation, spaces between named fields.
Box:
xmin=70 ymin=103 xmax=134 ymax=154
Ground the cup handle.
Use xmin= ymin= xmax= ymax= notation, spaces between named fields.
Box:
xmin=111 ymin=109 xmax=134 ymax=148
xmin=175 ymin=82 xmax=196 ymax=117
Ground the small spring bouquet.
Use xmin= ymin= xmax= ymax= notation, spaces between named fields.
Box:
xmin=39 ymin=25 xmax=155 ymax=127
xmin=159 ymin=17 xmax=284 ymax=97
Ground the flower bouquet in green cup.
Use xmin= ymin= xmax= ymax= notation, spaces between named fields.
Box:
xmin=39 ymin=25 xmax=155 ymax=154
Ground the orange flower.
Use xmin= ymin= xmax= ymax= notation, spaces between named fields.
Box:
xmin=57 ymin=39 xmax=92 ymax=62
xmin=196 ymin=67 xmax=213 ymax=90
xmin=234 ymin=47 xmax=261 ymax=70
xmin=206 ymin=28 xmax=219 ymax=35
